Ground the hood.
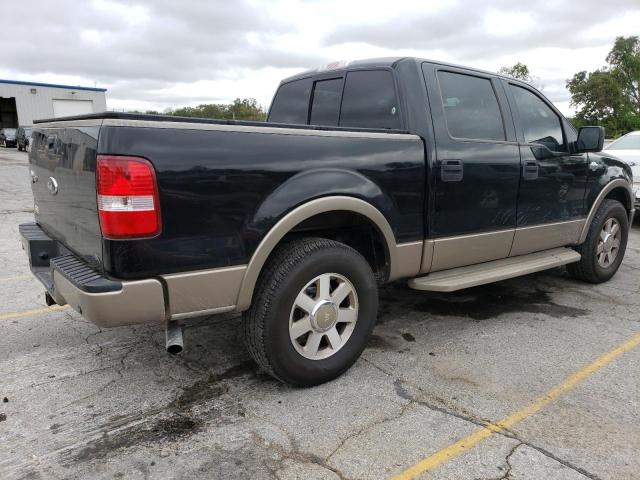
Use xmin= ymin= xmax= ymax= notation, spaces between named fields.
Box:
xmin=605 ymin=149 xmax=640 ymax=183
xmin=4 ymin=132 xmax=16 ymax=139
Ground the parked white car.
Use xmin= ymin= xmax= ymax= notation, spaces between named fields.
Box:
xmin=605 ymin=131 xmax=640 ymax=210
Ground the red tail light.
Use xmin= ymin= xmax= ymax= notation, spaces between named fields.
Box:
xmin=96 ymin=155 xmax=161 ymax=239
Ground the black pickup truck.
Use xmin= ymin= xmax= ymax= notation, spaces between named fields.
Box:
xmin=21 ymin=57 xmax=634 ymax=386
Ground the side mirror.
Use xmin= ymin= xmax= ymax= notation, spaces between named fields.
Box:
xmin=576 ymin=126 xmax=604 ymax=153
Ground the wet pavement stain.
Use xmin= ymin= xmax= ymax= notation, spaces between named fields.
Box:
xmin=49 ymin=423 xmax=62 ymax=434
xmin=381 ymin=283 xmax=589 ymax=321
xmin=171 ymin=360 xmax=257 ymax=410
xmin=64 ymin=360 xmax=258 ymax=465
xmin=402 ymin=332 xmax=416 ymax=342
xmin=68 ymin=413 xmax=202 ymax=464
xmin=367 ymin=334 xmax=396 ymax=351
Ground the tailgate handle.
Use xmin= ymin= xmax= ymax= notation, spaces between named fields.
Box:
xmin=441 ymin=159 xmax=463 ymax=182
xmin=522 ymin=160 xmax=539 ymax=180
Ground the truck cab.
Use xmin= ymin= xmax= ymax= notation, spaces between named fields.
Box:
xmin=267 ymin=58 xmax=633 ymax=274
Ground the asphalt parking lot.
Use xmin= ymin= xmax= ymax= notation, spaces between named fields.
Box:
xmin=1 ymin=147 xmax=639 ymax=480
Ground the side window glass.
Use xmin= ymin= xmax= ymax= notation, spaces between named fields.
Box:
xmin=339 ymin=70 xmax=401 ymax=129
xmin=437 ymin=71 xmax=505 ymax=141
xmin=309 ymin=78 xmax=343 ymax=126
xmin=510 ymin=85 xmax=564 ymax=152
xmin=267 ymin=78 xmax=312 ymax=124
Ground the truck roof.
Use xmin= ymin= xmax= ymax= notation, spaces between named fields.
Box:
xmin=280 ymin=57 xmax=522 ymax=85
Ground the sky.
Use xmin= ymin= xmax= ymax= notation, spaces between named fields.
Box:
xmin=2 ymin=0 xmax=639 ymax=116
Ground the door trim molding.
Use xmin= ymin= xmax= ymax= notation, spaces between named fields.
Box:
xmin=509 ymin=219 xmax=584 ymax=257
xmin=430 ymin=229 xmax=515 ymax=272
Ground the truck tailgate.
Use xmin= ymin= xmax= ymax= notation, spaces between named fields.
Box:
xmin=29 ymin=124 xmax=103 ymax=269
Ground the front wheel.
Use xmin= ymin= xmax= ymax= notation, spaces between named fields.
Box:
xmin=243 ymin=237 xmax=378 ymax=387
xmin=567 ymin=199 xmax=629 ymax=283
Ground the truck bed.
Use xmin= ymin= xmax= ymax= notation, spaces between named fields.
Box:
xmin=33 ymin=111 xmax=410 ymax=134
xmin=30 ymin=112 xmax=425 ymax=280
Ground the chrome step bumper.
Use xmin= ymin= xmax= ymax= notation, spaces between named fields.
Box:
xmin=19 ymin=223 xmax=166 ymax=327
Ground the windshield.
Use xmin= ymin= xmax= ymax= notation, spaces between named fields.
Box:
xmin=24 ymin=128 xmax=32 ymax=135
xmin=3 ymin=129 xmax=16 ymax=135
xmin=606 ymin=134 xmax=640 ymax=150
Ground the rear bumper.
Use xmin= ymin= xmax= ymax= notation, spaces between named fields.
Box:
xmin=19 ymin=223 xmax=166 ymax=327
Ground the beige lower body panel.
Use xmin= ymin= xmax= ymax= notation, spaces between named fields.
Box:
xmin=390 ymin=241 xmax=423 ymax=280
xmin=419 ymin=240 xmax=435 ymax=274
xmin=54 ymin=272 xmax=166 ymax=328
xmin=430 ymin=229 xmax=515 ymax=272
xmin=161 ymin=265 xmax=247 ymax=319
xmin=509 ymin=219 xmax=585 ymax=257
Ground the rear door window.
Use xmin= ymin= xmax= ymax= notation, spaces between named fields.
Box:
xmin=510 ymin=85 xmax=565 ymax=152
xmin=339 ymin=70 xmax=400 ymax=129
xmin=309 ymin=78 xmax=343 ymax=126
xmin=268 ymin=78 xmax=312 ymax=124
xmin=437 ymin=71 xmax=505 ymax=141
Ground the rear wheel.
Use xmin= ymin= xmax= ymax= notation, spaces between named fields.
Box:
xmin=243 ymin=237 xmax=378 ymax=386
xmin=567 ymin=199 xmax=628 ymax=283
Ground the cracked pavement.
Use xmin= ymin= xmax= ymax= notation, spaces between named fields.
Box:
xmin=1 ymin=148 xmax=639 ymax=479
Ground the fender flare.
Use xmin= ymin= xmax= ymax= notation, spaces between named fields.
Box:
xmin=235 ymin=196 xmax=420 ymax=310
xmin=578 ymin=179 xmax=633 ymax=243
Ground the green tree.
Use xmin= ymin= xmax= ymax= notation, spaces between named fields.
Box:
xmin=167 ymin=98 xmax=266 ymax=121
xmin=567 ymin=36 xmax=640 ymax=137
xmin=498 ymin=62 xmax=532 ymax=82
xmin=227 ymin=98 xmax=267 ymax=121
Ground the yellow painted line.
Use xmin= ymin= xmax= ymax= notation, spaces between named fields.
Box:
xmin=0 ymin=274 xmax=31 ymax=283
xmin=0 ymin=304 xmax=68 ymax=321
xmin=392 ymin=331 xmax=640 ymax=480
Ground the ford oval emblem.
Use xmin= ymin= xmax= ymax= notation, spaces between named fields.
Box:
xmin=47 ymin=177 xmax=59 ymax=195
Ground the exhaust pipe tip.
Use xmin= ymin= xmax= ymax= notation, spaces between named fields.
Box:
xmin=166 ymin=321 xmax=184 ymax=355
xmin=45 ymin=292 xmax=57 ymax=306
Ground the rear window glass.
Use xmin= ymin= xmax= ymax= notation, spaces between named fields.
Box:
xmin=339 ymin=70 xmax=400 ymax=129
xmin=309 ymin=78 xmax=342 ymax=126
xmin=268 ymin=78 xmax=312 ymax=124
xmin=437 ymin=71 xmax=505 ymax=141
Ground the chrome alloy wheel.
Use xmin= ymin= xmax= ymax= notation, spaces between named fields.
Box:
xmin=597 ymin=217 xmax=621 ymax=268
xmin=289 ymin=273 xmax=359 ymax=360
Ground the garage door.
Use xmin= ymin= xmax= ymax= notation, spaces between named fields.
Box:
xmin=52 ymin=99 xmax=94 ymax=118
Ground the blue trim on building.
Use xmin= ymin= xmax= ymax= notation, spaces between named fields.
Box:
xmin=0 ymin=79 xmax=106 ymax=92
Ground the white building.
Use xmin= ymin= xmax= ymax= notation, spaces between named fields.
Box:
xmin=0 ymin=79 xmax=107 ymax=128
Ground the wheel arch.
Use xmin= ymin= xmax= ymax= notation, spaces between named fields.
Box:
xmin=579 ymin=179 xmax=633 ymax=244
xmin=236 ymin=196 xmax=421 ymax=311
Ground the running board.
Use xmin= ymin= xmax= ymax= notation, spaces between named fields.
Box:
xmin=408 ymin=247 xmax=581 ymax=292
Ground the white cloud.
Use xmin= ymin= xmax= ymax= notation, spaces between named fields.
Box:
xmin=2 ymin=0 xmax=638 ymax=116
xmin=483 ymin=10 xmax=535 ymax=37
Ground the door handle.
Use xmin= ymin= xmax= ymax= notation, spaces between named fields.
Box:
xmin=522 ymin=160 xmax=538 ymax=180
xmin=440 ymin=159 xmax=463 ymax=182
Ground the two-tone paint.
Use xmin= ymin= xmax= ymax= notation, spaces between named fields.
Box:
xmin=25 ymin=57 xmax=634 ymax=327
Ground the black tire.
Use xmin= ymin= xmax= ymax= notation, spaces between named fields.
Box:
xmin=243 ymin=237 xmax=378 ymax=387
xmin=567 ymin=199 xmax=629 ymax=283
